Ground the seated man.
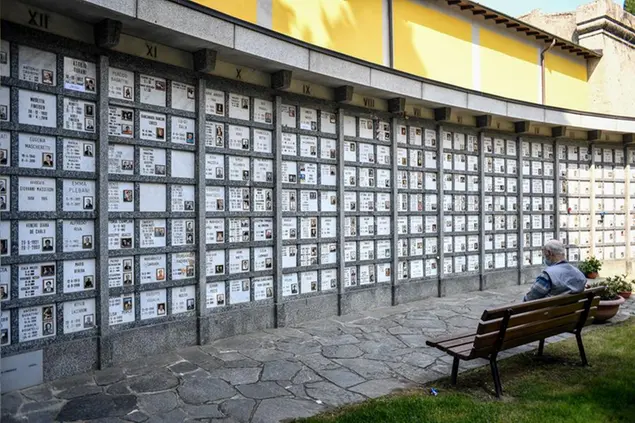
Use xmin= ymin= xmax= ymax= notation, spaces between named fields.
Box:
xmin=523 ymin=240 xmax=587 ymax=302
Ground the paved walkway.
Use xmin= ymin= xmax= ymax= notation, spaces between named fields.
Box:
xmin=3 ymin=285 xmax=634 ymax=423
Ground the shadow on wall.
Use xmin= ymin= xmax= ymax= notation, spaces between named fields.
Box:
xmin=273 ymin=0 xmax=384 ymax=65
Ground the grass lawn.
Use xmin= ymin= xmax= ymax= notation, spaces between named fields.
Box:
xmin=301 ymin=318 xmax=635 ymax=423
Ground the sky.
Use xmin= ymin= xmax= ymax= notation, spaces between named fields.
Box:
xmin=476 ymin=0 xmax=622 ymax=17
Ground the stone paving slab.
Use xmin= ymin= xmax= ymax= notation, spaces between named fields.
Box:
xmin=3 ymin=285 xmax=634 ymax=423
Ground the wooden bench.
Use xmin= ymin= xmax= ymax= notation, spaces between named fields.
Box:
xmin=426 ymin=287 xmax=605 ymax=397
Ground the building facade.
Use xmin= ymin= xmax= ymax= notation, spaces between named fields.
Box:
xmin=0 ymin=0 xmax=634 ymax=392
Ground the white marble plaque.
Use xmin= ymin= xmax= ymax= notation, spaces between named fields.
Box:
xmin=171 ymin=81 xmax=195 ymax=112
xmin=229 ymin=93 xmax=250 ymax=120
xmin=171 ymin=151 xmax=195 ymax=179
xmin=108 ymin=257 xmax=134 ymax=288
xmin=228 ymin=187 xmax=250 ymax=211
xmin=63 ymin=179 xmax=95 ymax=212
xmin=0 ymin=40 xmax=9 ymax=78
xmin=18 ymin=262 xmax=55 ymax=298
xmin=108 ymin=181 xmax=134 ymax=212
xmin=19 ymin=90 xmax=56 ymax=127
xmin=229 ymin=279 xmax=250 ymax=305
xmin=254 ymin=129 xmax=273 ymax=154
xmin=205 ymin=218 xmax=224 ymax=246
xmin=19 ymin=46 xmax=56 ymax=85
xmin=0 ymin=310 xmax=9 ymax=346
xmin=63 ymin=57 xmax=97 ymax=93
xmin=108 ymin=144 xmax=134 ymax=175
xmin=206 ymin=186 xmax=225 ymax=211
xmin=108 ymin=219 xmax=134 ymax=250
xmin=18 ymin=134 xmax=55 ymax=169
xmin=172 ymin=252 xmax=196 ymax=280
xmin=0 ymin=266 xmax=10 ymax=301
xmin=282 ymin=273 xmax=299 ymax=296
xmin=321 ymin=165 xmax=337 ymax=186
xmin=140 ymin=289 xmax=167 ymax=320
xmin=206 ymin=250 xmax=225 ymax=277
xmin=63 ymin=259 xmax=96 ymax=293
xmin=281 ymin=104 xmax=296 ymax=128
xmin=63 ymin=139 xmax=96 ymax=172
xmin=19 ymin=177 xmax=55 ymax=211
xmin=228 ymin=125 xmax=250 ymax=151
xmin=139 ymin=219 xmax=166 ymax=248
xmin=0 ymin=132 xmax=9 ymax=168
xmin=139 ymin=254 xmax=167 ymax=285
xmin=206 ymin=282 xmax=226 ymax=308
xmin=140 ymin=111 xmax=167 ymax=141
xmin=140 ymin=74 xmax=166 ymax=106
xmin=170 ymin=184 xmax=195 ymax=212
xmin=109 ymin=67 xmax=134 ymax=100
xmin=254 ymin=277 xmax=274 ymax=301
xmin=170 ymin=285 xmax=195 ymax=314
xmin=63 ymin=220 xmax=94 ymax=252
xmin=229 ymin=248 xmax=250 ymax=274
xmin=205 ymin=89 xmax=225 ymax=116
xmin=63 ymin=98 xmax=95 ymax=133
xmin=205 ymin=122 xmax=225 ymax=148
xmin=172 ymin=219 xmax=196 ymax=246
xmin=171 ymin=116 xmax=196 ymax=145
xmin=19 ymin=304 xmax=56 ymax=341
xmin=253 ymin=98 xmax=273 ymax=124
xmin=320 ymin=111 xmax=336 ymax=134
xmin=254 ymin=218 xmax=273 ymax=241
xmin=63 ymin=298 xmax=96 ymax=333
xmin=0 ymin=87 xmax=8 ymax=122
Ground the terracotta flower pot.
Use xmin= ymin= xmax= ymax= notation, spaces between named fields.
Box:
xmin=594 ymin=296 xmax=625 ymax=323
xmin=586 ymin=272 xmax=599 ymax=279
xmin=619 ymin=292 xmax=631 ymax=299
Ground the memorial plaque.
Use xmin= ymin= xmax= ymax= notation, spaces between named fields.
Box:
xmin=171 ymin=116 xmax=196 ymax=145
xmin=19 ymin=90 xmax=56 ymax=127
xmin=138 ymin=254 xmax=166 ymax=284
xmin=281 ymin=104 xmax=296 ymax=128
xmin=205 ymin=88 xmax=225 ymax=116
xmin=206 ymin=282 xmax=226 ymax=308
xmin=0 ymin=265 xmax=9 ymax=302
xmin=63 ymin=179 xmax=95 ymax=212
xmin=300 ymin=135 xmax=318 ymax=158
xmin=229 ymin=279 xmax=251 ymax=304
xmin=108 ymin=181 xmax=134 ymax=212
xmin=229 ymin=156 xmax=250 ymax=182
xmin=171 ymin=219 xmax=195 ymax=246
xmin=63 ymin=57 xmax=97 ymax=93
xmin=229 ymin=248 xmax=250 ymax=274
xmin=250 ymin=276 xmax=273 ymax=301
xmin=0 ymin=132 xmax=9 ymax=169
xmin=300 ymin=271 xmax=319 ymax=293
xmin=229 ymin=187 xmax=250 ymax=211
xmin=254 ymin=218 xmax=273 ymax=241
xmin=206 ymin=250 xmax=225 ymax=277
xmin=138 ymin=219 xmax=166 ymax=248
xmin=19 ymin=304 xmax=56 ymax=341
xmin=19 ymin=46 xmax=56 ymax=85
xmin=253 ymin=129 xmax=273 ymax=154
xmin=205 ymin=218 xmax=224 ymax=244
xmin=108 ymin=219 xmax=134 ymax=250
xmin=0 ymin=87 xmax=8 ymax=123
xmin=18 ymin=262 xmax=55 ymax=298
xmin=138 ymin=147 xmax=166 ymax=176
xmin=253 ymin=247 xmax=273 ymax=272
xmin=228 ymin=125 xmax=250 ymax=151
xmin=344 ymin=142 xmax=357 ymax=162
xmin=172 ymin=252 xmax=195 ymax=280
xmin=205 ymin=186 xmax=225 ymax=211
xmin=171 ymin=150 xmax=195 ymax=179
xmin=281 ymin=133 xmax=297 ymax=156
xmin=108 ymin=257 xmax=134 ymax=288
xmin=253 ymin=188 xmax=273 ymax=212
xmin=0 ymin=310 xmax=9 ymax=346
xmin=109 ymin=295 xmax=135 ymax=325
xmin=63 ymin=98 xmax=96 ymax=133
xmin=171 ymin=185 xmax=195 ymax=212
xmin=137 ymin=183 xmax=165 ymax=212
xmin=229 ymin=93 xmax=250 ymax=120
xmin=61 ymin=259 xmax=95 ymax=293
xmin=282 ymin=161 xmax=298 ymax=184
xmin=18 ymin=220 xmax=55 ymax=255
xmin=140 ymin=111 xmax=167 ymax=141
xmin=282 ymin=246 xmax=296 ymax=268
xmin=252 ymin=158 xmax=273 ymax=183
xmin=253 ymin=98 xmax=273 ymax=124
xmin=140 ymin=74 xmax=167 ymax=106
xmin=108 ymin=144 xmax=135 ymax=175
xmin=321 ymin=165 xmax=337 ymax=186
xmin=320 ymin=111 xmax=336 ymax=134
xmin=109 ymin=67 xmax=134 ymax=100
xmin=140 ymin=289 xmax=167 ymax=320
xmin=320 ymin=138 xmax=337 ymax=160
xmin=204 ymin=154 xmax=224 ymax=180
xmin=63 ymin=138 xmax=96 ymax=172
xmin=0 ymin=40 xmax=9 ymax=77
xmin=172 ymin=285 xmax=196 ymax=314
xmin=63 ymin=220 xmax=94 ymax=252
xmin=171 ymin=81 xmax=195 ymax=112
xmin=206 ymin=122 xmax=225 ymax=148
xmin=282 ymin=273 xmax=299 ymax=296
xmin=19 ymin=134 xmax=56 ymax=169
xmin=63 ymin=298 xmax=96 ymax=334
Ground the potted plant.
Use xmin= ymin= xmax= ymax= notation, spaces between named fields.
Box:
xmin=587 ymin=280 xmax=625 ymax=323
xmin=578 ymin=256 xmax=602 ymax=279
xmin=608 ymin=274 xmax=633 ymax=300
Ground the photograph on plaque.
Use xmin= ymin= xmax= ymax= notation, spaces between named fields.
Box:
xmin=63 ymin=220 xmax=94 ymax=252
xmin=253 ymin=129 xmax=273 ymax=154
xmin=19 ymin=304 xmax=56 ymax=341
xmin=254 ymin=277 xmax=274 ymax=301
xmin=0 ymin=310 xmax=9 ymax=346
xmin=139 ymin=111 xmax=166 ymax=141
xmin=206 ymin=282 xmax=226 ymax=308
xmin=172 ymin=252 xmax=196 ymax=280
xmin=229 ymin=93 xmax=250 ymax=121
xmin=282 ymin=273 xmax=299 ymax=296
xmin=206 ymin=250 xmax=225 ymax=277
xmin=63 ymin=98 xmax=96 ymax=133
xmin=139 ymin=219 xmax=167 ymax=248
xmin=281 ymin=104 xmax=296 ymax=128
xmin=19 ymin=46 xmax=56 ymax=85
xmin=109 ymin=67 xmax=134 ymax=100
xmin=18 ymin=262 xmax=56 ymax=298
xmin=108 ymin=181 xmax=134 ymax=212
xmin=108 ymin=219 xmax=134 ymax=250
xmin=169 ymin=117 xmax=196 ymax=146
xmin=64 ymin=57 xmax=97 ymax=93
xmin=254 ymin=98 xmax=273 ymax=124
xmin=205 ymin=88 xmax=225 ymax=116
xmin=63 ymin=299 xmax=96 ymax=334
xmin=205 ymin=122 xmax=225 ymax=148
xmin=230 ymin=279 xmax=251 ymax=304
xmin=140 ymin=74 xmax=167 ymax=106
xmin=19 ymin=134 xmax=56 ymax=169
xmin=18 ymin=220 xmax=55 ymax=255
xmin=140 ymin=289 xmax=167 ymax=320
xmin=19 ymin=89 xmax=56 ymax=128
xmin=0 ymin=132 xmax=9 ymax=167
xmin=171 ymin=81 xmax=195 ymax=112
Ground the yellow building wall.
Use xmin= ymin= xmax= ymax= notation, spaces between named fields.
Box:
xmin=479 ymin=28 xmax=539 ymax=103
xmin=191 ymin=0 xmax=258 ymax=23
xmin=271 ymin=0 xmax=384 ymax=65
xmin=392 ymin=0 xmax=472 ymax=88
xmin=544 ymin=52 xmax=589 ymax=111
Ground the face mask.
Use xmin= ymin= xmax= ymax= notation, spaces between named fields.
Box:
xmin=543 ymin=257 xmax=554 ymax=266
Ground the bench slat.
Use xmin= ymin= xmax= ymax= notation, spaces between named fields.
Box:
xmin=476 ymin=300 xmax=588 ymax=335
xmin=426 ymin=332 xmax=477 ymax=348
xmin=480 ymin=288 xmax=603 ymax=321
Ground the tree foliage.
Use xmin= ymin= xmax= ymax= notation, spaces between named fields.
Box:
xmin=626 ymin=0 xmax=635 ymax=15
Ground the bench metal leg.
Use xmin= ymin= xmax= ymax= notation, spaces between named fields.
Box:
xmin=537 ymin=339 xmax=545 ymax=356
xmin=451 ymin=357 xmax=460 ymax=385
xmin=489 ymin=356 xmax=503 ymax=398
xmin=575 ymin=332 xmax=588 ymax=366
